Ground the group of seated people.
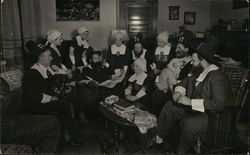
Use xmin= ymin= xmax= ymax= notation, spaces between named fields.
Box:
xmin=23 ymin=25 xmax=233 ymax=154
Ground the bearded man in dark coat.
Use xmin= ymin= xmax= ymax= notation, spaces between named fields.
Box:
xmin=155 ymin=38 xmax=233 ymax=154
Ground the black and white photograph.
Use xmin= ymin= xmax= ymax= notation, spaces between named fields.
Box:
xmin=0 ymin=0 xmax=249 ymax=154
xmin=169 ymin=6 xmax=180 ymax=20
xmin=56 ymin=0 xmax=100 ymax=21
xmin=233 ymin=0 xmax=249 ymax=9
xmin=184 ymin=12 xmax=196 ymax=25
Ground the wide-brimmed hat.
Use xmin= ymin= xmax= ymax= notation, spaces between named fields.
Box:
xmin=26 ymin=40 xmax=45 ymax=60
xmin=196 ymin=36 xmax=219 ymax=64
xmin=178 ymin=31 xmax=194 ymax=47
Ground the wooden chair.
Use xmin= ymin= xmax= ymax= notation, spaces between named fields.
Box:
xmin=196 ymin=64 xmax=249 ymax=154
xmin=221 ymin=64 xmax=249 ymax=123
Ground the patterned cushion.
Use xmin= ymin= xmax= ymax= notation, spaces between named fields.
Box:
xmin=1 ymin=114 xmax=61 ymax=153
xmin=1 ymin=144 xmax=32 ymax=154
xmin=0 ymin=69 xmax=23 ymax=114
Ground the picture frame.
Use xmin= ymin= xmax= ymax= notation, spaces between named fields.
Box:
xmin=232 ymin=0 xmax=249 ymax=9
xmin=56 ymin=0 xmax=100 ymax=21
xmin=169 ymin=6 xmax=180 ymax=20
xmin=184 ymin=12 xmax=196 ymax=25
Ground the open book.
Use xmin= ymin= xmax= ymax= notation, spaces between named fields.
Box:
xmin=78 ymin=73 xmax=125 ymax=88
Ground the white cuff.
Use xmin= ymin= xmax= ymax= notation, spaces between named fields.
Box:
xmin=41 ymin=94 xmax=51 ymax=103
xmin=47 ymin=66 xmax=55 ymax=75
xmin=57 ymin=69 xmax=66 ymax=74
xmin=191 ymin=99 xmax=205 ymax=112
xmin=125 ymin=87 xmax=132 ymax=95
xmin=175 ymin=86 xmax=186 ymax=96
xmin=123 ymin=66 xmax=128 ymax=71
xmin=69 ymin=55 xmax=75 ymax=65
xmin=104 ymin=63 xmax=109 ymax=68
xmin=82 ymin=58 xmax=88 ymax=66
xmin=136 ymin=89 xmax=146 ymax=99
xmin=61 ymin=64 xmax=68 ymax=71
xmin=155 ymin=76 xmax=159 ymax=83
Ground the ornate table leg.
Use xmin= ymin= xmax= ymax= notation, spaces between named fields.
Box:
xmin=103 ymin=121 xmax=108 ymax=154
xmin=114 ymin=124 xmax=119 ymax=154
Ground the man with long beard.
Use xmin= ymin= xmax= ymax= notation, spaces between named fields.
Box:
xmin=174 ymin=32 xmax=196 ymax=80
xmin=155 ymin=40 xmax=233 ymax=154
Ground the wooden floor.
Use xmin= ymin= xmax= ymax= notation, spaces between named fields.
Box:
xmin=57 ymin=115 xmax=249 ymax=154
xmin=57 ymin=116 xmax=156 ymax=154
xmin=57 ymin=118 xmax=104 ymax=154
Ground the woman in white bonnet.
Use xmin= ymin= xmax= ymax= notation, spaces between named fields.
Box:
xmin=125 ymin=58 xmax=154 ymax=109
xmin=105 ymin=30 xmax=132 ymax=76
xmin=150 ymin=31 xmax=175 ymax=75
xmin=46 ymin=29 xmax=72 ymax=77
xmin=69 ymin=26 xmax=94 ymax=69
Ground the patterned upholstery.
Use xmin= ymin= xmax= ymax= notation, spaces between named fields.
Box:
xmin=0 ymin=70 xmax=61 ymax=153
xmin=221 ymin=64 xmax=249 ymax=110
xmin=0 ymin=70 xmax=23 ymax=114
xmin=1 ymin=114 xmax=61 ymax=153
xmin=1 ymin=144 xmax=32 ymax=154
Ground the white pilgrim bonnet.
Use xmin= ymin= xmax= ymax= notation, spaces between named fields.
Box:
xmin=46 ymin=29 xmax=61 ymax=45
xmin=157 ymin=31 xmax=169 ymax=43
xmin=134 ymin=58 xmax=147 ymax=72
xmin=110 ymin=30 xmax=128 ymax=44
xmin=77 ymin=26 xmax=89 ymax=35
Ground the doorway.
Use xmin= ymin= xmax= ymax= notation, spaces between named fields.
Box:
xmin=118 ymin=0 xmax=158 ymax=39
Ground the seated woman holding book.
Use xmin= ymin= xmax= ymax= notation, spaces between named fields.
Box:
xmin=124 ymin=58 xmax=154 ymax=110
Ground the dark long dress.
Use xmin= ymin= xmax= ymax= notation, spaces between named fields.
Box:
xmin=69 ymin=36 xmax=94 ymax=68
xmin=49 ymin=46 xmax=67 ymax=70
xmin=106 ymin=44 xmax=132 ymax=71
xmin=151 ymin=45 xmax=175 ymax=71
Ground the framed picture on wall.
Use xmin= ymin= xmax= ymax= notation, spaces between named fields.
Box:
xmin=184 ymin=12 xmax=196 ymax=25
xmin=169 ymin=6 xmax=180 ymax=20
xmin=232 ymin=0 xmax=249 ymax=9
xmin=56 ymin=0 xmax=100 ymax=21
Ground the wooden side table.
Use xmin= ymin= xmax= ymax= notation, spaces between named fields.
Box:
xmin=99 ymin=102 xmax=135 ymax=154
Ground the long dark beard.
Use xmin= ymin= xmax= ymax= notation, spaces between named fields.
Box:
xmin=176 ymin=51 xmax=188 ymax=58
xmin=91 ymin=62 xmax=102 ymax=69
xmin=134 ymin=50 xmax=143 ymax=58
xmin=190 ymin=65 xmax=204 ymax=78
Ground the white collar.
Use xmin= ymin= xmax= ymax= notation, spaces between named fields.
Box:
xmin=155 ymin=44 xmax=171 ymax=55
xmin=196 ymin=64 xmax=219 ymax=82
xmin=31 ymin=63 xmax=48 ymax=79
xmin=76 ymin=35 xmax=89 ymax=48
xmin=181 ymin=56 xmax=192 ymax=65
xmin=87 ymin=64 xmax=93 ymax=69
xmin=128 ymin=72 xmax=148 ymax=85
xmin=111 ymin=44 xmax=126 ymax=55
xmin=50 ymin=44 xmax=61 ymax=56
xmin=132 ymin=49 xmax=147 ymax=60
